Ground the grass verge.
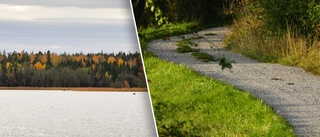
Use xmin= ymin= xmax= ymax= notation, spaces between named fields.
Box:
xmin=145 ymin=57 xmax=295 ymax=136
xmin=138 ymin=22 xmax=201 ymax=58
xmin=139 ymin=23 xmax=296 ymax=136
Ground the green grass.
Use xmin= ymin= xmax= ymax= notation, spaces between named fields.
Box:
xmin=145 ymin=57 xmax=295 ymax=136
xmin=191 ymin=52 xmax=217 ymax=62
xmin=176 ymin=38 xmax=198 ymax=47
xmin=176 ymin=38 xmax=199 ymax=53
xmin=177 ymin=45 xmax=199 ymax=53
xmin=138 ymin=22 xmax=201 ymax=58
xmin=175 ymin=38 xmax=217 ymax=62
xmin=139 ymin=22 xmax=201 ymax=45
xmin=138 ymin=23 xmax=296 ymax=136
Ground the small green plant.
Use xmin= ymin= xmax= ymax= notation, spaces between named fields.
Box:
xmin=191 ymin=52 xmax=217 ymax=62
xmin=218 ymin=56 xmax=236 ymax=70
xmin=176 ymin=38 xmax=197 ymax=47
xmin=176 ymin=35 xmax=236 ymax=70
xmin=176 ymin=38 xmax=200 ymax=53
xmin=177 ymin=45 xmax=199 ymax=53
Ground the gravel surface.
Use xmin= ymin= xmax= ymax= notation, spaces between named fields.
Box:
xmin=0 ymin=90 xmax=157 ymax=137
xmin=148 ymin=27 xmax=320 ymax=136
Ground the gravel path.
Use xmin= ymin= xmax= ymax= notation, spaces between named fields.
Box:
xmin=148 ymin=27 xmax=320 ymax=136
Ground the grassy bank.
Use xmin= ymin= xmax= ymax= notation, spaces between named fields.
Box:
xmin=138 ymin=22 xmax=201 ymax=57
xmin=139 ymin=23 xmax=296 ymax=136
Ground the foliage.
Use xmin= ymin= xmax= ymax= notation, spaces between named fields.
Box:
xmin=138 ymin=22 xmax=201 ymax=58
xmin=176 ymin=38 xmax=198 ymax=47
xmin=257 ymin=0 xmax=320 ymax=37
xmin=139 ymin=22 xmax=201 ymax=41
xmin=0 ymin=50 xmax=146 ymax=88
xmin=131 ymin=0 xmax=146 ymax=27
xmin=139 ymin=0 xmax=233 ymax=27
xmin=219 ymin=56 xmax=235 ymax=70
xmin=176 ymin=38 xmax=199 ymax=53
xmin=191 ymin=52 xmax=217 ymax=62
xmin=145 ymin=0 xmax=170 ymax=26
xmin=145 ymin=56 xmax=295 ymax=136
xmin=176 ymin=45 xmax=199 ymax=53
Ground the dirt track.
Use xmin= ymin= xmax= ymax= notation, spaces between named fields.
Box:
xmin=148 ymin=27 xmax=320 ymax=136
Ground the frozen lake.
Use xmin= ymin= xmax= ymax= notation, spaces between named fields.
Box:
xmin=0 ymin=90 xmax=157 ymax=137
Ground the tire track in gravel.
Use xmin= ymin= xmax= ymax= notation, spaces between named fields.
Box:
xmin=147 ymin=27 xmax=320 ymax=136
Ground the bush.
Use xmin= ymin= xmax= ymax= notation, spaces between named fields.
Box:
xmin=257 ymin=0 xmax=320 ymax=37
xmin=139 ymin=0 xmax=229 ymax=27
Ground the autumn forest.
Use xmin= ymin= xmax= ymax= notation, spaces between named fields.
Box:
xmin=0 ymin=50 xmax=146 ymax=88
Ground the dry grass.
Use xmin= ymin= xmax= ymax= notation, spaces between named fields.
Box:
xmin=279 ymin=34 xmax=320 ymax=74
xmin=226 ymin=14 xmax=320 ymax=75
xmin=0 ymin=87 xmax=148 ymax=92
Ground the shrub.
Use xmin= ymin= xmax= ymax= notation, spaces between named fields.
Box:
xmin=257 ymin=0 xmax=320 ymax=37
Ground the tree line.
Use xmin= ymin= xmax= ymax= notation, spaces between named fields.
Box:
xmin=0 ymin=50 xmax=146 ymax=88
xmin=132 ymin=0 xmax=319 ymax=38
xmin=132 ymin=0 xmax=230 ymax=28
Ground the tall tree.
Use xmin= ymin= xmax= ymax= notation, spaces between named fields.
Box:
xmin=46 ymin=50 xmax=53 ymax=69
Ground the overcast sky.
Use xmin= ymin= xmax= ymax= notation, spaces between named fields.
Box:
xmin=0 ymin=0 xmax=140 ymax=54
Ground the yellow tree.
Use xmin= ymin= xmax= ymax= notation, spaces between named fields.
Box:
xmin=19 ymin=50 xmax=25 ymax=60
xmin=98 ymin=55 xmax=106 ymax=63
xmin=107 ymin=56 xmax=116 ymax=64
xmin=50 ymin=53 xmax=61 ymax=66
xmin=38 ymin=54 xmax=47 ymax=63
xmin=81 ymin=59 xmax=86 ymax=67
xmin=92 ymin=55 xmax=99 ymax=64
xmin=34 ymin=61 xmax=45 ymax=70
xmin=117 ymin=58 xmax=124 ymax=67
xmin=74 ymin=56 xmax=82 ymax=62
xmin=127 ymin=58 xmax=137 ymax=68
xmin=6 ymin=62 xmax=12 ymax=72
xmin=29 ymin=52 xmax=36 ymax=63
